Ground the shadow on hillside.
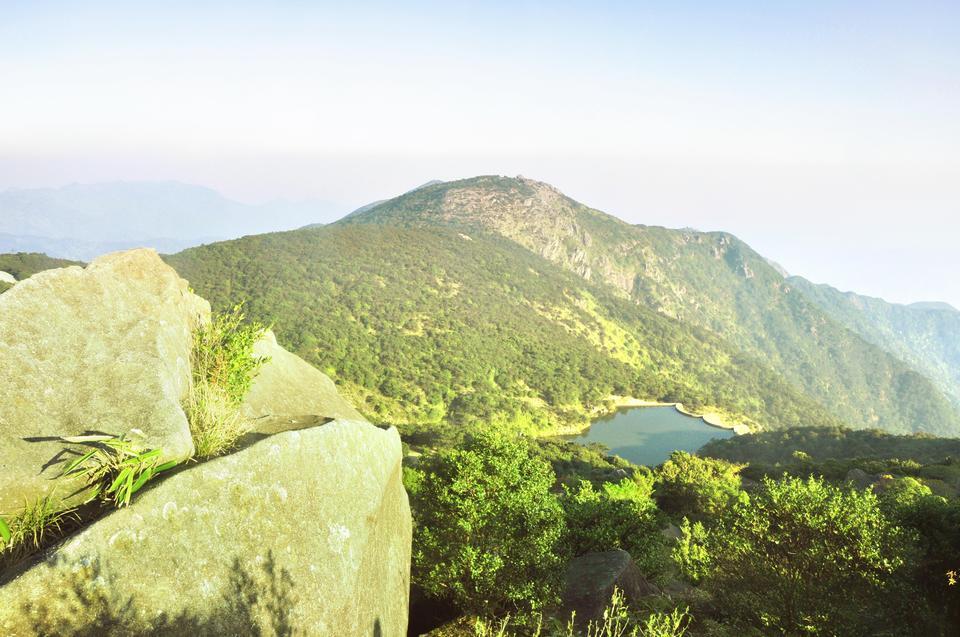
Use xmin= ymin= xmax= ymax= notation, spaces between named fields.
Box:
xmin=19 ymin=551 xmax=298 ymax=636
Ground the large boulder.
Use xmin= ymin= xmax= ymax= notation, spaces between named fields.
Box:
xmin=0 ymin=270 xmax=15 ymax=284
xmin=242 ymin=330 xmax=365 ymax=430
xmin=845 ymin=468 xmax=876 ymax=490
xmin=561 ymin=550 xmax=660 ymax=626
xmin=0 ymin=250 xmax=209 ymax=512
xmin=0 ymin=419 xmax=411 ymax=637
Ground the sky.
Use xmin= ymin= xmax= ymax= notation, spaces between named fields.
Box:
xmin=1 ymin=1 xmax=958 ymax=306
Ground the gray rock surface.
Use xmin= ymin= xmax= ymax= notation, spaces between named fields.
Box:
xmin=0 ymin=249 xmax=209 ymax=512
xmin=242 ymin=330 xmax=365 ymax=432
xmin=561 ymin=550 xmax=660 ymax=626
xmin=0 ymin=419 xmax=411 ymax=637
xmin=0 ymin=270 xmax=15 ymax=284
xmin=845 ymin=468 xmax=876 ymax=490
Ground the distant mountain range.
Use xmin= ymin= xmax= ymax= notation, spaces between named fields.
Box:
xmin=0 ymin=181 xmax=343 ymax=260
xmin=786 ymin=278 xmax=960 ymax=408
xmin=162 ymin=175 xmax=960 ymax=437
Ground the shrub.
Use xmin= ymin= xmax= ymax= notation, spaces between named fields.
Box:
xmin=562 ymin=478 xmax=666 ymax=578
xmin=410 ymin=427 xmax=567 ymax=615
xmin=654 ymin=452 xmax=747 ymax=521
xmin=468 ymin=589 xmax=690 ymax=637
xmin=671 ymin=518 xmax=710 ymax=585
xmin=192 ymin=304 xmax=268 ymax=405
xmin=694 ymin=475 xmax=911 ymax=636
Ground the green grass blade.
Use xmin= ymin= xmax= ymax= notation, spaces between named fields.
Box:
xmin=155 ymin=460 xmax=179 ymax=473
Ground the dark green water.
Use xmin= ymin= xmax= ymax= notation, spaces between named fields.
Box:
xmin=568 ymin=406 xmax=735 ymax=467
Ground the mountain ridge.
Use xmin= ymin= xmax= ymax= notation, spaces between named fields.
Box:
xmin=788 ymin=275 xmax=960 ymax=409
xmin=341 ymin=175 xmax=960 ymax=435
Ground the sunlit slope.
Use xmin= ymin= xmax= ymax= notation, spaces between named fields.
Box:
xmin=345 ymin=175 xmax=960 ymax=435
xmin=167 ymin=224 xmax=838 ymax=432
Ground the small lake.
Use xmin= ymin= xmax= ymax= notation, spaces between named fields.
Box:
xmin=567 ymin=406 xmax=735 ymax=467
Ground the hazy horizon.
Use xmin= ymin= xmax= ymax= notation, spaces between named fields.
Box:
xmin=1 ymin=1 xmax=958 ymax=307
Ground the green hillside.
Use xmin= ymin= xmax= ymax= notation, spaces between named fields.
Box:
xmin=789 ymin=276 xmax=960 ymax=408
xmin=0 ymin=252 xmax=82 ymax=279
xmin=166 ymin=225 xmax=838 ymax=432
xmin=346 ymin=175 xmax=960 ymax=435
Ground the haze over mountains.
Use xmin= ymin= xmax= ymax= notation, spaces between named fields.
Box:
xmin=0 ymin=181 xmax=343 ymax=260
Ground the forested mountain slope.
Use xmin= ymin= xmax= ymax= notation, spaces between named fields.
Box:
xmin=0 ymin=252 xmax=83 ymax=279
xmin=344 ymin=175 xmax=960 ymax=435
xmin=789 ymin=276 xmax=960 ymax=408
xmin=167 ymin=225 xmax=839 ymax=432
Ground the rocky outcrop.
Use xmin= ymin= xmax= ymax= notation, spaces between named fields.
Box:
xmin=0 ymin=249 xmax=209 ymax=511
xmin=0 ymin=419 xmax=411 ymax=636
xmin=242 ymin=330 xmax=364 ymax=432
xmin=561 ymin=550 xmax=660 ymax=626
xmin=0 ymin=249 xmax=412 ymax=635
xmin=0 ymin=271 xmax=15 ymax=285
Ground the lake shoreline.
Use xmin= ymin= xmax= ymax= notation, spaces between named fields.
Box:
xmin=541 ymin=396 xmax=751 ymax=438
xmin=559 ymin=401 xmax=739 ymax=466
xmin=559 ymin=396 xmax=751 ymax=437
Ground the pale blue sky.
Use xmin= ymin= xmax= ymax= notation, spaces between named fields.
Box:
xmin=1 ymin=1 xmax=958 ymax=306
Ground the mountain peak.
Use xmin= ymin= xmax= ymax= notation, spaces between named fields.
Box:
xmin=346 ymin=174 xmax=603 ymax=235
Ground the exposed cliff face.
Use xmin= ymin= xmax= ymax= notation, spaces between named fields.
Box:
xmin=0 ymin=250 xmax=411 ymax=636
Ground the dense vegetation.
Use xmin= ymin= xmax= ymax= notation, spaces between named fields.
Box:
xmin=701 ymin=426 xmax=960 ymax=499
xmin=347 ymin=176 xmax=960 ymax=435
xmin=701 ymin=426 xmax=960 ymax=465
xmin=403 ymin=424 xmax=960 ymax=636
xmin=167 ymin=225 xmax=839 ymax=433
xmin=0 ymin=252 xmax=82 ymax=279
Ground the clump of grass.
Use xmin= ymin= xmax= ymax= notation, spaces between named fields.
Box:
xmin=2 ymin=435 xmax=175 ymax=574
xmin=186 ymin=304 xmax=269 ymax=459
xmin=60 ymin=434 xmax=179 ymax=508
xmin=0 ymin=496 xmax=79 ymax=567
xmin=184 ymin=379 xmax=251 ymax=459
xmin=192 ymin=304 xmax=269 ymax=405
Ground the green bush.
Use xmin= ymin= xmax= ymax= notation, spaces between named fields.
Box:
xmin=671 ymin=518 xmax=711 ymax=585
xmin=409 ymin=427 xmax=567 ymax=615
xmin=654 ymin=452 xmax=747 ymax=521
xmin=192 ymin=304 xmax=268 ymax=405
xmin=692 ymin=475 xmax=911 ymax=636
xmin=562 ymin=478 xmax=666 ymax=578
